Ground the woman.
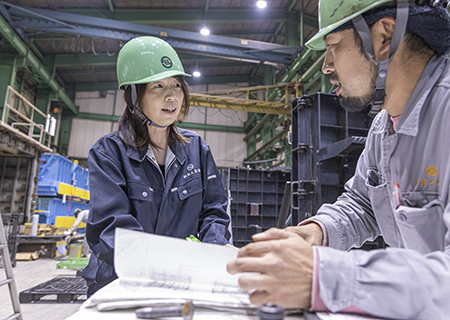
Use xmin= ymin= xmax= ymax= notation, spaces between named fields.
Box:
xmin=82 ymin=36 xmax=231 ymax=296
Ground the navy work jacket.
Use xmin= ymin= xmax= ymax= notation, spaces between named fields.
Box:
xmin=82 ymin=129 xmax=230 ymax=295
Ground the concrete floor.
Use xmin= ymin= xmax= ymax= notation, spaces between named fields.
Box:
xmin=0 ymin=257 xmax=83 ymax=320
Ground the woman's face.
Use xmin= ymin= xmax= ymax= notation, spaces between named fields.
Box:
xmin=140 ymin=77 xmax=184 ymax=128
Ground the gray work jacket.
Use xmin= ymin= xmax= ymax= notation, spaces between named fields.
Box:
xmin=309 ymin=55 xmax=450 ymax=319
xmin=82 ymin=128 xmax=230 ymax=295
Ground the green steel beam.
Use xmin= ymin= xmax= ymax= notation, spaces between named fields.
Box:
xmin=57 ymin=62 xmax=253 ymax=76
xmin=245 ymin=129 xmax=288 ymax=162
xmin=59 ymin=9 xmax=318 ymax=29
xmin=178 ymin=122 xmax=244 ymax=133
xmin=55 ymin=53 xmax=118 ymax=67
xmin=107 ymin=0 xmax=114 ymax=12
xmin=77 ymin=112 xmax=120 ymax=121
xmin=262 ymin=121 xmax=274 ymax=144
xmin=74 ymin=74 xmax=253 ymax=92
xmin=0 ymin=14 xmax=79 ymax=115
xmin=298 ymin=52 xmax=327 ymax=83
xmin=247 ymin=134 xmax=256 ymax=158
xmin=58 ymin=115 xmax=73 ymax=155
xmin=76 ymin=112 xmax=244 ymax=133
xmin=57 ymin=67 xmax=116 ymax=75
xmin=305 ymin=82 xmax=322 ymax=95
xmin=0 ymin=54 xmax=16 ymax=113
xmin=75 ymin=82 xmax=118 ymax=92
xmin=54 ymin=52 xmax=250 ymax=69
xmin=286 ymin=12 xmax=299 ymax=46
xmin=304 ymin=70 xmax=323 ymax=92
xmin=244 ymin=114 xmax=271 ymax=141
xmin=244 ymin=113 xmax=260 ymax=132
xmin=214 ymin=30 xmax=277 ymax=37
xmin=279 ymin=49 xmax=326 ymax=85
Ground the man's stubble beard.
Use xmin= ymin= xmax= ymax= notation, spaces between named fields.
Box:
xmin=338 ymin=58 xmax=379 ymax=113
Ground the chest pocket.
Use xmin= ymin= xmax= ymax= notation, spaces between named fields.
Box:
xmin=364 ymin=168 xmax=400 ymax=246
xmin=177 ymin=177 xmax=203 ymax=200
xmin=394 ymin=193 xmax=445 ymax=254
xmin=127 ymin=181 xmax=154 ymax=202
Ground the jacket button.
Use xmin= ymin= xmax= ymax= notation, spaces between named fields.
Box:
xmin=399 ymin=213 xmax=407 ymax=222
xmin=182 ymin=190 xmax=187 ymax=195
xmin=142 ymin=191 xmax=148 ymax=197
xmin=175 ymin=164 xmax=178 ymax=168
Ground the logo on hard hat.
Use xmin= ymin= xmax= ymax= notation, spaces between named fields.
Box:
xmin=161 ymin=56 xmax=173 ymax=69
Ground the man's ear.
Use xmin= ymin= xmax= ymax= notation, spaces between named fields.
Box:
xmin=371 ymin=16 xmax=396 ymax=60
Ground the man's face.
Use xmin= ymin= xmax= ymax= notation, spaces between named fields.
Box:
xmin=322 ymin=29 xmax=378 ymax=112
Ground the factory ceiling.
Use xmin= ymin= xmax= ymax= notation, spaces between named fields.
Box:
xmin=0 ymin=0 xmax=320 ymax=94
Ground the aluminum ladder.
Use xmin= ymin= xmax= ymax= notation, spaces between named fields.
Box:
xmin=0 ymin=216 xmax=23 ymax=320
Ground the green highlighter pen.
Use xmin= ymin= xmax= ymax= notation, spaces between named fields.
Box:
xmin=186 ymin=235 xmax=201 ymax=242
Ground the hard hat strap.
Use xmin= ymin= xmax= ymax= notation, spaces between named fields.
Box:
xmin=390 ymin=0 xmax=409 ymax=56
xmin=352 ymin=15 xmax=374 ymax=56
xmin=129 ymin=84 xmax=169 ymax=129
xmin=352 ymin=0 xmax=409 ymax=117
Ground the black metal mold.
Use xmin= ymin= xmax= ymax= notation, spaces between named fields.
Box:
xmin=291 ymin=93 xmax=372 ymax=225
xmin=1 ymin=213 xmax=23 ymax=268
xmin=222 ymin=167 xmax=291 ymax=248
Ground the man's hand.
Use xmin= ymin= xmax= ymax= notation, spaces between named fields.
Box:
xmin=227 ymin=228 xmax=314 ymax=308
xmin=285 ymin=223 xmax=324 ymax=246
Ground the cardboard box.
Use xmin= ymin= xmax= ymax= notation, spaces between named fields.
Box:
xmin=16 ymin=252 xmax=39 ymax=261
xmin=23 ymin=223 xmax=69 ymax=236
xmin=68 ymin=243 xmax=83 ymax=258
xmin=49 ymin=226 xmax=69 ymax=236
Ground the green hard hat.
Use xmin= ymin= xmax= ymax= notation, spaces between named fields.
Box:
xmin=117 ymin=36 xmax=191 ymax=89
xmin=306 ymin=0 xmax=392 ymax=51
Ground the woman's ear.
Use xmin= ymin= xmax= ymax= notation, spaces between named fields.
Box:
xmin=371 ymin=17 xmax=396 ymax=61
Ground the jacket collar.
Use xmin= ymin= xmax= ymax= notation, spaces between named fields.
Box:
xmin=370 ymin=55 xmax=446 ymax=136
xmin=396 ymin=55 xmax=446 ymax=136
xmin=126 ymin=143 xmax=147 ymax=162
xmin=125 ymin=138 xmax=187 ymax=165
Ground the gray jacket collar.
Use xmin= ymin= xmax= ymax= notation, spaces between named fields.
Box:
xmin=371 ymin=55 xmax=446 ymax=136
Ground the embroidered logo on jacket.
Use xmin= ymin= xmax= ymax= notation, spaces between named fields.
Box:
xmin=416 ymin=165 xmax=439 ymax=186
xmin=183 ymin=165 xmax=201 ymax=179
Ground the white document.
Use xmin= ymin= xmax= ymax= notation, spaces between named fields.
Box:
xmin=310 ymin=312 xmax=383 ymax=320
xmin=85 ymin=228 xmax=252 ymax=310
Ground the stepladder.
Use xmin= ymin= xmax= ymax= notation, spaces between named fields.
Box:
xmin=0 ymin=215 xmax=23 ymax=320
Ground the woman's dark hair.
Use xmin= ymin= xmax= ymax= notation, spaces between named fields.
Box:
xmin=117 ymin=75 xmax=190 ymax=151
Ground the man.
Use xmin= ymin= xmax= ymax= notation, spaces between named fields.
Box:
xmin=66 ymin=208 xmax=90 ymax=257
xmin=227 ymin=1 xmax=450 ymax=319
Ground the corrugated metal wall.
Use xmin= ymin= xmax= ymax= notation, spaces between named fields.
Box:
xmin=68 ymin=85 xmax=248 ymax=167
xmin=67 ymin=118 xmax=117 ymax=157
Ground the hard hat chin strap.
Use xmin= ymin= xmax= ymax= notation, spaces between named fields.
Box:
xmin=352 ymin=0 xmax=409 ymax=117
xmin=128 ymin=84 xmax=169 ymax=129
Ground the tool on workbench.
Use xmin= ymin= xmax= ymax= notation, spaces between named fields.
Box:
xmin=256 ymin=303 xmax=286 ymax=320
xmin=135 ymin=300 xmax=194 ymax=319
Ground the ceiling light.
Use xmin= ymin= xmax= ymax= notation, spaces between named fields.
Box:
xmin=256 ymin=1 xmax=267 ymax=8
xmin=193 ymin=71 xmax=201 ymax=77
xmin=200 ymin=27 xmax=210 ymax=36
